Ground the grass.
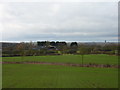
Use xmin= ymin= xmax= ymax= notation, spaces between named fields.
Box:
xmin=2 ymin=54 xmax=118 ymax=65
xmin=2 ymin=64 xmax=118 ymax=88
xmin=2 ymin=54 xmax=118 ymax=88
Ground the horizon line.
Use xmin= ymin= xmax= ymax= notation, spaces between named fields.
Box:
xmin=0 ymin=40 xmax=119 ymax=43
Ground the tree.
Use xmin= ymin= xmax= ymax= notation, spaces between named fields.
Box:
xmin=56 ymin=42 xmax=67 ymax=54
xmin=27 ymin=41 xmax=36 ymax=56
xmin=78 ymin=44 xmax=88 ymax=66
xmin=70 ymin=42 xmax=78 ymax=54
xmin=70 ymin=42 xmax=78 ymax=47
xmin=50 ymin=41 xmax=56 ymax=46
xmin=15 ymin=42 xmax=26 ymax=61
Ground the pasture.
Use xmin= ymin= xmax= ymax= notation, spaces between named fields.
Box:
xmin=2 ymin=54 xmax=118 ymax=88
xmin=2 ymin=54 xmax=118 ymax=65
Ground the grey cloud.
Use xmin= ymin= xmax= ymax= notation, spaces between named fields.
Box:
xmin=1 ymin=2 xmax=118 ymax=42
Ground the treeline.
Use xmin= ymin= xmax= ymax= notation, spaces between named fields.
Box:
xmin=2 ymin=41 xmax=119 ymax=57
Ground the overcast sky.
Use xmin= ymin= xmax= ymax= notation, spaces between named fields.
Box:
xmin=0 ymin=2 xmax=118 ymax=42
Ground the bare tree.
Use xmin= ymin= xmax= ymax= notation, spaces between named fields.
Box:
xmin=78 ymin=45 xmax=88 ymax=66
xmin=15 ymin=42 xmax=26 ymax=61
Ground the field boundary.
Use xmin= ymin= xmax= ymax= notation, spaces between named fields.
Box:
xmin=2 ymin=61 xmax=119 ymax=68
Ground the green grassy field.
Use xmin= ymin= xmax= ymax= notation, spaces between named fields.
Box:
xmin=2 ymin=54 xmax=118 ymax=88
xmin=3 ymin=64 xmax=118 ymax=88
xmin=2 ymin=54 xmax=118 ymax=65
